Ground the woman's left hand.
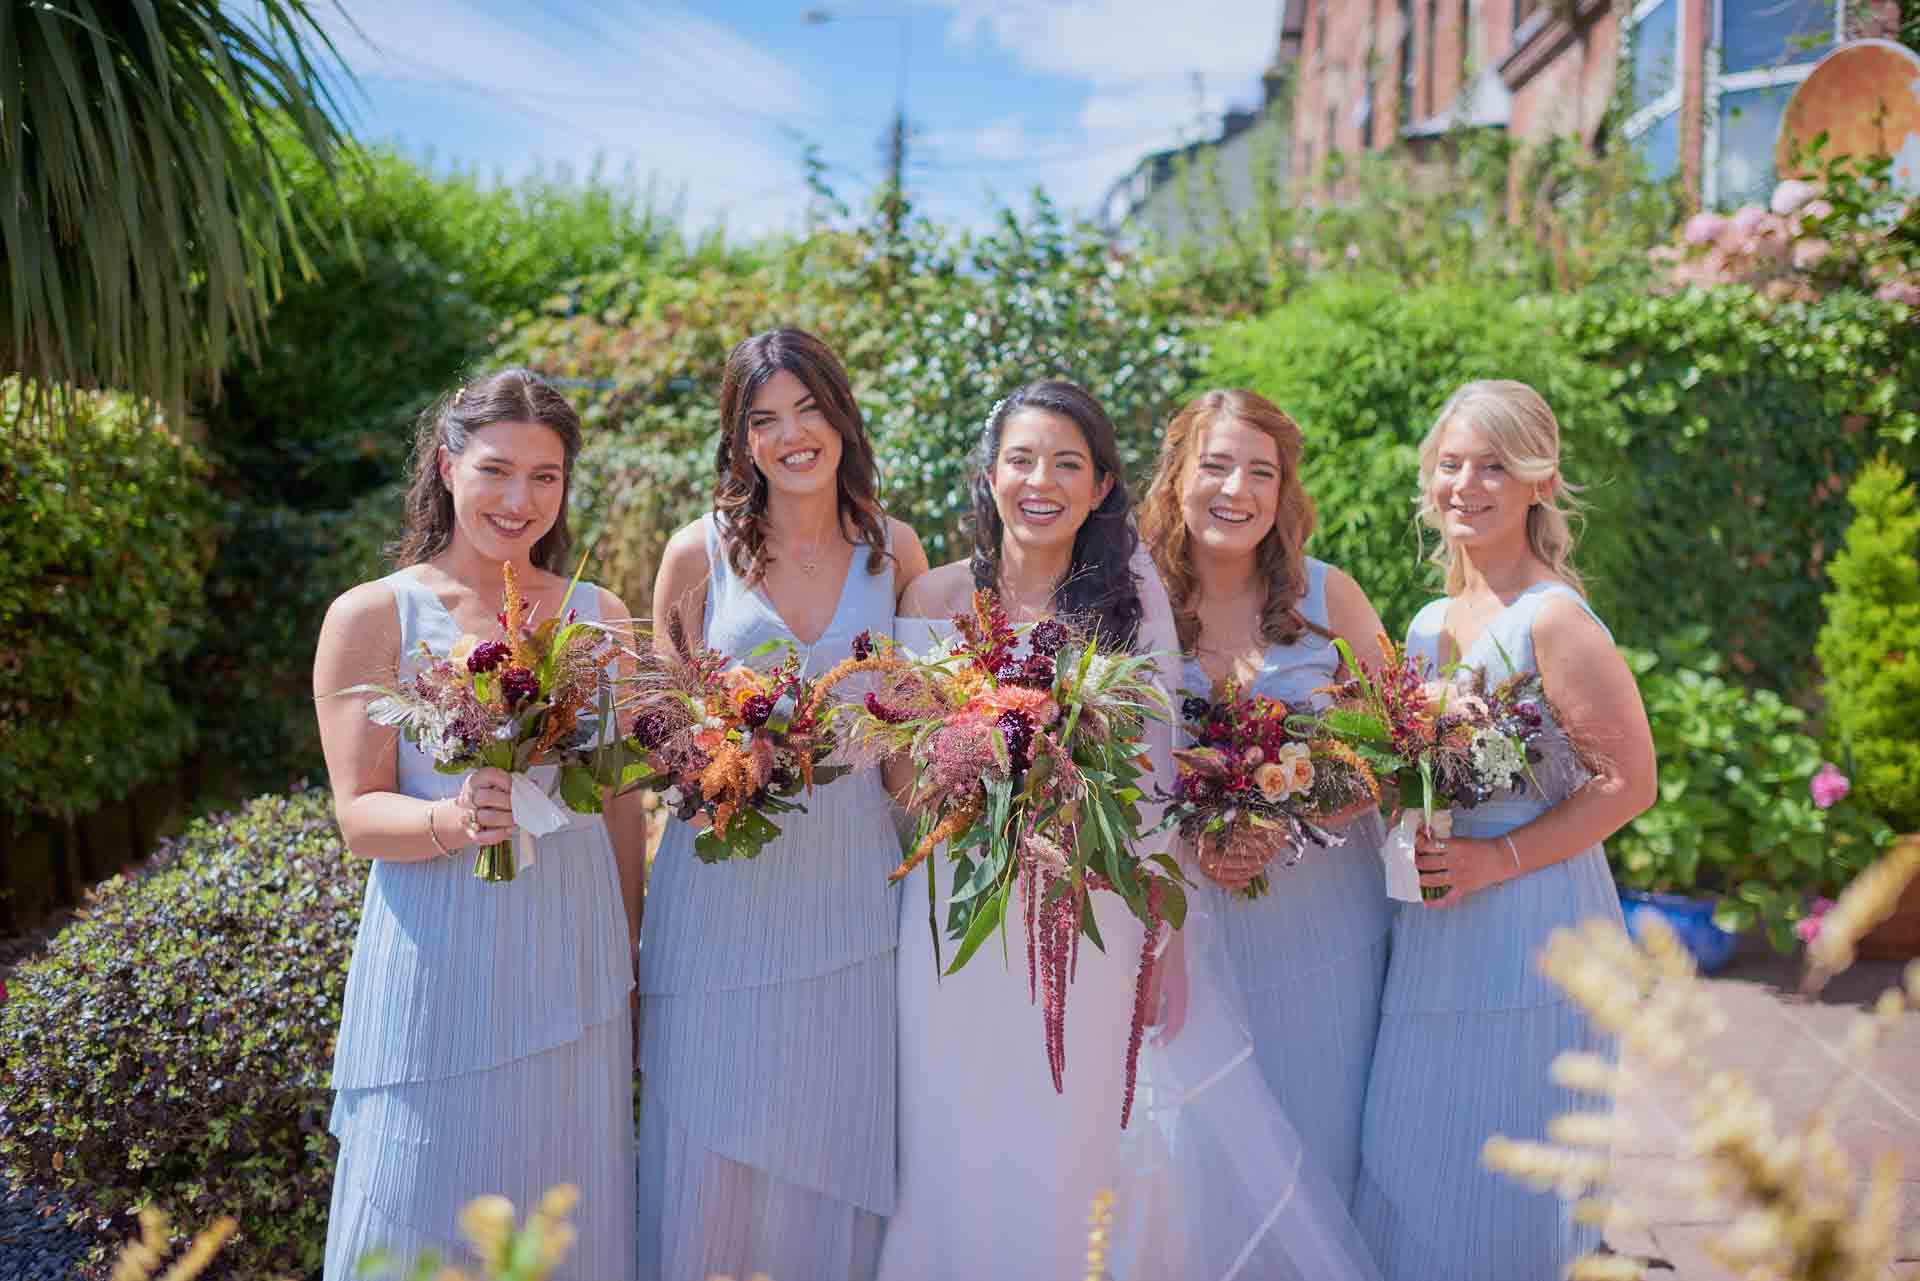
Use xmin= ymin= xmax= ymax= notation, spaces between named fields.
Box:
xmin=1413 ymin=822 xmax=1509 ymax=908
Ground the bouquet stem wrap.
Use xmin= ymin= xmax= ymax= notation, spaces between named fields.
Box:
xmin=1380 ymin=806 xmax=1450 ymax=903
xmin=474 ymin=765 xmax=574 ymax=883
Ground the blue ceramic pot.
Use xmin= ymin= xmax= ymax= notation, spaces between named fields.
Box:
xmin=1619 ymin=889 xmax=1742 ymax=974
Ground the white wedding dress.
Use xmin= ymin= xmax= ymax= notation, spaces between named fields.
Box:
xmin=876 ymin=552 xmax=1381 ymax=1281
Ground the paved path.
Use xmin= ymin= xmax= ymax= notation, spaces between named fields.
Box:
xmin=1603 ymin=931 xmax=1920 ymax=1278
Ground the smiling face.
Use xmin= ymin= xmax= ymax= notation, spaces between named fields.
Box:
xmin=989 ymin=408 xmax=1114 ymax=558
xmin=743 ymin=368 xmax=845 ymax=503
xmin=438 ymin=421 xmax=567 ymax=562
xmin=1179 ymin=415 xmax=1282 ymax=559
xmin=1427 ymin=415 xmax=1546 ymax=553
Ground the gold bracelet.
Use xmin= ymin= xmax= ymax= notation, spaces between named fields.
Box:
xmin=426 ymin=802 xmax=451 ymax=856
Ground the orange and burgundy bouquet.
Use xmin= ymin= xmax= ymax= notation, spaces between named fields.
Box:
xmin=829 ymin=591 xmax=1185 ymax=1127
xmin=339 ymin=561 xmax=617 ymax=883
xmin=1155 ymin=681 xmax=1379 ymax=900
xmin=618 ymin=613 xmax=852 ymax=864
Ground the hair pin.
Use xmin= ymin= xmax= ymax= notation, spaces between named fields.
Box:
xmin=453 ymin=387 xmax=466 ymax=406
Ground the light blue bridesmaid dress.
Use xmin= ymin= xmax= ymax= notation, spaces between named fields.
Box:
xmin=636 ymin=512 xmax=900 ymax=1281
xmin=1355 ymin=582 xmax=1624 ymax=1281
xmin=325 ymin=571 xmax=635 ymax=1281
xmin=1178 ymin=556 xmax=1393 ymax=1206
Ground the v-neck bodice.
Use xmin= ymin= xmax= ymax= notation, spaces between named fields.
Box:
xmin=1178 ymin=557 xmax=1338 ymax=711
xmin=701 ymin=511 xmax=888 ymax=676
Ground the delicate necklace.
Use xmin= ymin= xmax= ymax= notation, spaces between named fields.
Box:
xmin=783 ymin=511 xmax=838 ymax=573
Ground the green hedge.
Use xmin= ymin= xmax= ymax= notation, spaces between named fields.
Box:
xmin=0 ymin=383 xmax=217 ymax=821
xmin=0 ymin=789 xmax=366 ymax=1279
xmin=1196 ymin=278 xmax=1630 ymax=635
xmin=1564 ymin=284 xmax=1920 ymax=691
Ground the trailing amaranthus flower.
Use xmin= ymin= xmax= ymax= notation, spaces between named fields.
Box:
xmin=835 ymin=590 xmax=1187 ymax=1124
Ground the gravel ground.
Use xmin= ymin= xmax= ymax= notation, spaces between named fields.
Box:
xmin=0 ymin=1176 xmax=105 ymax=1281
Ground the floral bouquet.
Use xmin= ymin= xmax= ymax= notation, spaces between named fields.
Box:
xmin=341 ymin=562 xmax=617 ymax=883
xmin=828 ymin=591 xmax=1185 ymax=1127
xmin=1307 ymin=634 xmax=1554 ymax=902
xmin=1154 ymin=682 xmax=1380 ymax=900
xmin=617 ymin=611 xmax=852 ymax=864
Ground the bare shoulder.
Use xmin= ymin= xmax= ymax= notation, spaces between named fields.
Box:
xmin=1532 ymin=589 xmax=1613 ymax=660
xmin=321 ymin=578 xmax=402 ymax=641
xmin=660 ymin=518 xmax=710 ymax=572
xmin=595 ymin=585 xmax=636 ymax=625
xmin=899 ymin=559 xmax=973 ymax=618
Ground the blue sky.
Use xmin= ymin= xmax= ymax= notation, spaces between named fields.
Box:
xmin=312 ymin=0 xmax=1286 ymax=236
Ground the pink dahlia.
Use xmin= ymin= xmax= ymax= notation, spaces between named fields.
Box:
xmin=1809 ymin=762 xmax=1850 ymax=809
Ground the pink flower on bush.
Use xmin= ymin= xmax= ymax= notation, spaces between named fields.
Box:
xmin=1791 ymin=238 xmax=1832 ymax=270
xmin=1875 ymin=277 xmax=1920 ymax=306
xmin=1684 ymin=212 xmax=1729 ymax=245
xmin=1810 ymin=762 xmax=1851 ymax=809
xmin=1730 ymin=204 xmax=1769 ymax=238
xmin=1794 ymin=896 xmax=1836 ymax=944
xmin=1770 ymin=178 xmax=1821 ymax=216
xmin=1801 ymin=198 xmax=1834 ymax=222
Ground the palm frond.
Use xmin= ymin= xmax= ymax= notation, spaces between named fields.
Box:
xmin=1 ymin=0 xmax=355 ymax=427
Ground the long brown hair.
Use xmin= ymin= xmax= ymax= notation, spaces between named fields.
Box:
xmin=1140 ymin=388 xmax=1320 ymax=653
xmin=390 ymin=367 xmax=583 ymax=572
xmin=713 ymin=328 xmax=889 ymax=584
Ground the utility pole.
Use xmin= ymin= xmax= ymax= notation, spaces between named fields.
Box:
xmin=802 ymin=8 xmax=913 ymax=241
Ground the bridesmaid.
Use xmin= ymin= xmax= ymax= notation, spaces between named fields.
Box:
xmin=1138 ymin=388 xmax=1395 ymax=1204
xmin=1354 ymin=380 xmax=1656 ymax=1281
xmin=637 ymin=328 xmax=928 ymax=1281
xmin=312 ymin=368 xmax=644 ymax=1280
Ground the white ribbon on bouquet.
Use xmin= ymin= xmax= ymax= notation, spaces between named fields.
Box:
xmin=506 ymin=764 xmax=575 ymax=871
xmin=1381 ymin=807 xmax=1451 ymax=903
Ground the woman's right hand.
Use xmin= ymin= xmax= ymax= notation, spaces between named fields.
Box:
xmin=453 ymin=766 xmax=519 ymax=847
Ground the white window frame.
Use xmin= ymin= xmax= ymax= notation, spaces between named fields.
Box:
xmin=1703 ymin=0 xmax=1847 ymax=206
xmin=1621 ymin=0 xmax=1686 ymax=147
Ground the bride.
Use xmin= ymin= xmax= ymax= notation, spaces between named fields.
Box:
xmin=875 ymin=381 xmax=1380 ymax=1281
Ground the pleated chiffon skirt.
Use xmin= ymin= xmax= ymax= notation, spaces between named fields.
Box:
xmin=1209 ymin=812 xmax=1393 ymax=1207
xmin=1355 ymin=841 xmax=1622 ymax=1281
xmin=324 ymin=820 xmax=637 ymax=1281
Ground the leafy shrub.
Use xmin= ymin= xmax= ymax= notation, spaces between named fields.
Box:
xmin=1817 ymin=457 xmax=1920 ymax=832
xmin=1564 ymin=283 xmax=1920 ymax=691
xmin=1612 ymin=628 xmax=1893 ymax=950
xmin=871 ymin=194 xmax=1203 ymax=560
xmin=0 ymin=381 xmax=217 ymax=820
xmin=1196 ymin=279 xmax=1630 ymax=635
xmin=0 ymin=789 xmax=366 ymax=1279
xmin=187 ymin=487 xmax=398 ymax=799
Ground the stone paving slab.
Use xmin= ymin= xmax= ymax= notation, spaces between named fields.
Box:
xmin=1602 ymin=932 xmax=1920 ymax=1279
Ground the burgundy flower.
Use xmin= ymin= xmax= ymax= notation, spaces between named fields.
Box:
xmin=467 ymin=640 xmax=511 ymax=674
xmin=1004 ymin=652 xmax=1056 ymax=690
xmin=1029 ymin=618 xmax=1069 ymax=657
xmin=852 ymin=629 xmax=874 ymax=661
xmin=997 ymin=708 xmax=1037 ymax=773
xmin=632 ymin=708 xmax=672 ymax=749
xmin=865 ymin=691 xmax=912 ymax=725
xmin=1180 ymin=696 xmax=1212 ymax=724
xmin=499 ymin=666 xmax=539 ymax=707
xmin=740 ymin=693 xmax=776 ymax=729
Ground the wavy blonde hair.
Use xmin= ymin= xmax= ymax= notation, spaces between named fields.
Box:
xmin=1417 ymin=379 xmax=1586 ymax=597
xmin=1140 ymin=388 xmax=1321 ymax=653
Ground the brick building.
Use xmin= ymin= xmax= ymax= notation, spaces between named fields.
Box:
xmin=1286 ymin=0 xmax=1888 ymax=209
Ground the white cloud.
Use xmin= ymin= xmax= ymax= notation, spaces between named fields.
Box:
xmin=925 ymin=0 xmax=1282 ymax=215
xmin=315 ymin=0 xmax=831 ymax=236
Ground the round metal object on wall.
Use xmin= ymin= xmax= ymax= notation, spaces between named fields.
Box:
xmin=1778 ymin=39 xmax=1920 ymax=191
